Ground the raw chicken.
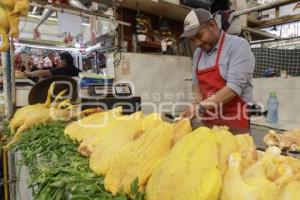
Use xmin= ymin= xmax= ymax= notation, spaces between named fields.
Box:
xmin=280 ymin=177 xmax=300 ymax=200
xmin=104 ymin=122 xmax=173 ymax=195
xmin=146 ymin=127 xmax=222 ymax=200
xmin=264 ymin=130 xmax=300 ymax=151
xmin=0 ymin=0 xmax=29 ymax=51
xmin=235 ymin=134 xmax=258 ymax=170
xmin=89 ymin=112 xmax=144 ymax=175
xmin=222 ymin=147 xmax=293 ymax=200
xmin=65 ymin=106 xmax=123 ymax=141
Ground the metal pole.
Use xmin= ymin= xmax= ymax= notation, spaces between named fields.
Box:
xmin=2 ymin=40 xmax=13 ymax=118
xmin=235 ymin=0 xmax=299 ymax=17
xmin=2 ymin=38 xmax=15 ymax=200
xmin=10 ymin=39 xmax=16 ymax=109
xmin=8 ymin=152 xmax=16 ymax=200
xmin=2 ymin=149 xmax=9 ymax=200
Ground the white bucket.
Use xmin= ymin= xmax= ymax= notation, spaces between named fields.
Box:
xmin=137 ymin=34 xmax=147 ymax=42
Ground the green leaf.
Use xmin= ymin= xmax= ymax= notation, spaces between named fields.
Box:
xmin=130 ymin=178 xmax=139 ymax=194
xmin=8 ymin=121 xmax=144 ymax=200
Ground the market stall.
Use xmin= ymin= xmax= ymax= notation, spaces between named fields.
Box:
xmin=2 ymin=0 xmax=300 ymax=200
xmin=3 ymin=101 xmax=300 ymax=200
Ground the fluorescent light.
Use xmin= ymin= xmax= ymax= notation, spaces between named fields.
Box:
xmin=14 ymin=42 xmax=85 ymax=51
xmin=28 ymin=14 xmax=90 ymax=27
xmin=86 ymin=43 xmax=101 ymax=52
xmin=28 ymin=14 xmax=58 ymax=22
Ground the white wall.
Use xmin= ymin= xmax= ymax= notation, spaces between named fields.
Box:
xmin=252 ymin=77 xmax=300 ymax=129
xmin=115 ymin=53 xmax=193 ymax=114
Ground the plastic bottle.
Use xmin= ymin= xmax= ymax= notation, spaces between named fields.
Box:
xmin=266 ymin=91 xmax=279 ymax=123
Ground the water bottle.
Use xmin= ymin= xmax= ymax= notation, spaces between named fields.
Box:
xmin=266 ymin=91 xmax=279 ymax=123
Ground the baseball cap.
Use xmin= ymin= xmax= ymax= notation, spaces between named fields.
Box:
xmin=181 ymin=8 xmax=213 ymax=38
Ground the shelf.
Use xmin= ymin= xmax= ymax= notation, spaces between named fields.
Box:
xmin=139 ymin=42 xmax=161 ymax=48
xmin=119 ymin=0 xmax=191 ymax=21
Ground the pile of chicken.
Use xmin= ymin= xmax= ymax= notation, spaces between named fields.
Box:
xmin=65 ymin=108 xmax=192 ymax=195
xmin=65 ymin=107 xmax=300 ymax=200
xmin=264 ymin=129 xmax=300 ymax=152
xmin=5 ymin=83 xmax=98 ymax=149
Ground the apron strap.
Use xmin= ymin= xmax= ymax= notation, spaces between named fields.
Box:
xmin=195 ymin=31 xmax=226 ymax=73
xmin=215 ymin=32 xmax=226 ymax=66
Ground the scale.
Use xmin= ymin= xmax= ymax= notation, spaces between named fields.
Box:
xmin=88 ymin=83 xmax=132 ymax=97
xmin=83 ymin=83 xmax=139 ymax=114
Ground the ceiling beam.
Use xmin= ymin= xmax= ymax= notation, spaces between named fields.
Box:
xmin=250 ymin=35 xmax=300 ymax=45
xmin=248 ymin=16 xmax=261 ymax=26
xmin=253 ymin=14 xmax=300 ymax=28
xmin=235 ymin=0 xmax=299 ymax=17
xmin=242 ymin=25 xmax=281 ymax=40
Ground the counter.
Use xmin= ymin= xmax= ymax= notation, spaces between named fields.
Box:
xmin=15 ymin=79 xmax=35 ymax=107
xmin=252 ymin=77 xmax=300 ymax=131
xmin=251 ymin=117 xmax=300 ymax=131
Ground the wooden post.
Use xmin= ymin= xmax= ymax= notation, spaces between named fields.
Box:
xmin=275 ymin=6 xmax=280 ymax=18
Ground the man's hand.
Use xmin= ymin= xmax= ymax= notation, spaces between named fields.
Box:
xmin=24 ymin=70 xmax=51 ymax=78
xmin=180 ymin=104 xmax=197 ymax=119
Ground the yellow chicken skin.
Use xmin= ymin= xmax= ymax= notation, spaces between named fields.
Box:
xmin=9 ymin=83 xmax=56 ymax=133
xmin=0 ymin=0 xmax=29 ymax=51
xmin=79 ymin=112 xmax=163 ymax=157
xmin=65 ymin=107 xmax=123 ymax=142
xmin=221 ymin=148 xmax=293 ymax=200
xmin=221 ymin=153 xmax=260 ymax=200
xmin=89 ymin=112 xmax=144 ymax=175
xmin=213 ymin=126 xmax=238 ymax=175
xmin=280 ymin=178 xmax=300 ymax=200
xmin=235 ymin=134 xmax=258 ymax=170
xmin=146 ymin=127 xmax=222 ymax=200
xmin=171 ymin=119 xmax=192 ymax=146
xmin=104 ymin=122 xmax=173 ymax=195
xmin=5 ymin=103 xmax=83 ymax=149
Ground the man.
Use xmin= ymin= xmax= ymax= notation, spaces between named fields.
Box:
xmin=180 ymin=8 xmax=255 ymax=134
xmin=24 ymin=52 xmax=81 ymax=78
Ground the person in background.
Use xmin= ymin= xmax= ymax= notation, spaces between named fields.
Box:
xmin=48 ymin=52 xmax=58 ymax=68
xmin=26 ymin=57 xmax=39 ymax=82
xmin=180 ymin=8 xmax=255 ymax=134
xmin=24 ymin=52 xmax=81 ymax=79
xmin=28 ymin=57 xmax=37 ymax=72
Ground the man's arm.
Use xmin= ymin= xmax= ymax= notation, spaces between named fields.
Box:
xmin=24 ymin=70 xmax=52 ymax=78
xmin=192 ymin=83 xmax=203 ymax=104
xmin=200 ymin=86 xmax=237 ymax=110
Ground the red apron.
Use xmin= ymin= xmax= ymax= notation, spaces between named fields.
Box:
xmin=195 ymin=32 xmax=249 ymax=133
